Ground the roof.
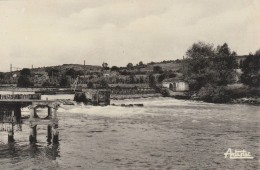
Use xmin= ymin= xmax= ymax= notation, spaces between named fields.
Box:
xmin=162 ymin=78 xmax=186 ymax=83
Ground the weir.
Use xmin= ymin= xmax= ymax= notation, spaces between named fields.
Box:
xmin=0 ymin=94 xmax=59 ymax=144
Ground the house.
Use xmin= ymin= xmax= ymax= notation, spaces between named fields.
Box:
xmin=162 ymin=78 xmax=189 ymax=92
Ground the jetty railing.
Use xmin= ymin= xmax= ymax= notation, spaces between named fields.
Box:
xmin=0 ymin=94 xmax=41 ymax=100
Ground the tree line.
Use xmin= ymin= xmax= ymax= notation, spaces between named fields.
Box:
xmin=182 ymin=42 xmax=259 ymax=103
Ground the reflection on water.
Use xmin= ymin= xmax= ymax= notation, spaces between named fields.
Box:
xmin=5 ymin=142 xmax=59 ymax=160
xmin=0 ymin=141 xmax=60 ymax=169
xmin=0 ymin=96 xmax=259 ymax=169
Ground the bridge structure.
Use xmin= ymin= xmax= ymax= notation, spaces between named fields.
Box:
xmin=0 ymin=94 xmax=60 ymax=144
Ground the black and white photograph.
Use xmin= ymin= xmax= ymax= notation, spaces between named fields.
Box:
xmin=0 ymin=0 xmax=259 ymax=169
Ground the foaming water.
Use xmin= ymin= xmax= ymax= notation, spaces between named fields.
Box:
xmin=0 ymin=96 xmax=259 ymax=170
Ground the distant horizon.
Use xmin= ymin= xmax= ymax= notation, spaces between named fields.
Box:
xmin=4 ymin=52 xmax=252 ymax=74
xmin=7 ymin=57 xmax=179 ymax=73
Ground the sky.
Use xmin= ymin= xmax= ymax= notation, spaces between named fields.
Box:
xmin=0 ymin=0 xmax=259 ymax=72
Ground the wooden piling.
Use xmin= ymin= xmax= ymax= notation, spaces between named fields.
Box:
xmin=47 ymin=125 xmax=52 ymax=143
xmin=47 ymin=107 xmax=52 ymax=118
xmin=8 ymin=129 xmax=14 ymax=142
xmin=29 ymin=105 xmax=35 ymax=120
xmin=29 ymin=125 xmax=37 ymax=143
xmin=52 ymin=126 xmax=59 ymax=143
xmin=53 ymin=107 xmax=57 ymax=120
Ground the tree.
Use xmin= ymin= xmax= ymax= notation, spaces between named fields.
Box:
xmin=42 ymin=80 xmax=57 ymax=87
xmin=153 ymin=66 xmax=162 ymax=73
xmin=175 ymin=59 xmax=181 ymax=63
xmin=139 ymin=61 xmax=144 ymax=66
xmin=139 ymin=76 xmax=144 ymax=83
xmin=158 ymin=74 xmax=166 ymax=83
xmin=17 ymin=68 xmax=33 ymax=87
xmin=17 ymin=76 xmax=33 ymax=87
xmin=127 ymin=63 xmax=134 ymax=69
xmin=186 ymin=41 xmax=214 ymax=59
xmin=100 ymin=79 xmax=109 ymax=88
xmin=45 ymin=67 xmax=59 ymax=77
xmin=111 ymin=66 xmax=119 ymax=72
xmin=128 ymin=75 xmax=135 ymax=84
xmin=197 ymin=84 xmax=231 ymax=103
xmin=102 ymin=62 xmax=109 ymax=70
xmin=241 ymin=52 xmax=260 ymax=87
xmin=183 ymin=42 xmax=237 ymax=91
xmin=75 ymin=70 xmax=84 ymax=76
xmin=255 ymin=49 xmax=260 ymax=56
xmin=87 ymin=81 xmax=94 ymax=88
xmin=216 ymin=43 xmax=231 ymax=57
xmin=65 ymin=68 xmax=76 ymax=78
xmin=59 ymin=76 xmax=70 ymax=87
xmin=148 ymin=74 xmax=156 ymax=87
xmin=20 ymin=68 xmax=31 ymax=76
xmin=0 ymin=72 xmax=5 ymax=79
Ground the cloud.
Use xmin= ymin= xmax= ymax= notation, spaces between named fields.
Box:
xmin=0 ymin=0 xmax=259 ymax=71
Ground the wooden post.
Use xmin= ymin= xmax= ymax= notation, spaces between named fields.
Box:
xmin=29 ymin=125 xmax=37 ymax=143
xmin=14 ymin=105 xmax=21 ymax=124
xmin=29 ymin=105 xmax=35 ymax=120
xmin=8 ymin=110 xmax=14 ymax=142
xmin=8 ymin=130 xmax=14 ymax=142
xmin=52 ymin=126 xmax=59 ymax=143
xmin=34 ymin=107 xmax=38 ymax=118
xmin=48 ymin=107 xmax=52 ymax=118
xmin=47 ymin=125 xmax=52 ymax=143
xmin=53 ymin=108 xmax=57 ymax=120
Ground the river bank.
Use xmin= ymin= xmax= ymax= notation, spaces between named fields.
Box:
xmin=190 ymin=97 xmax=260 ymax=106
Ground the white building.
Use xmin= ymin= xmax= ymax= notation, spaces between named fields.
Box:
xmin=162 ymin=78 xmax=189 ymax=92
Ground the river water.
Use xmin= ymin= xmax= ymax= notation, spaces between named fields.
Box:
xmin=0 ymin=95 xmax=259 ymax=170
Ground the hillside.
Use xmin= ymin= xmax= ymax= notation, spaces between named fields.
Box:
xmin=143 ymin=62 xmax=182 ymax=72
xmin=0 ymin=60 xmax=183 ymax=87
xmin=30 ymin=64 xmax=102 ymax=74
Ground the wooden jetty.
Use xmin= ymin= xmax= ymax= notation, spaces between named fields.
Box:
xmin=0 ymin=94 xmax=59 ymax=144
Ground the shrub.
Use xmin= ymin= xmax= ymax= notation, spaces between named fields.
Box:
xmin=161 ymin=88 xmax=170 ymax=97
xmin=198 ymin=84 xmax=231 ymax=103
xmin=211 ymin=86 xmax=231 ymax=103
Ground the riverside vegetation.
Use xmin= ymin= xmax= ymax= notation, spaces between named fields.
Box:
xmin=182 ymin=42 xmax=259 ymax=103
xmin=0 ymin=41 xmax=259 ymax=104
